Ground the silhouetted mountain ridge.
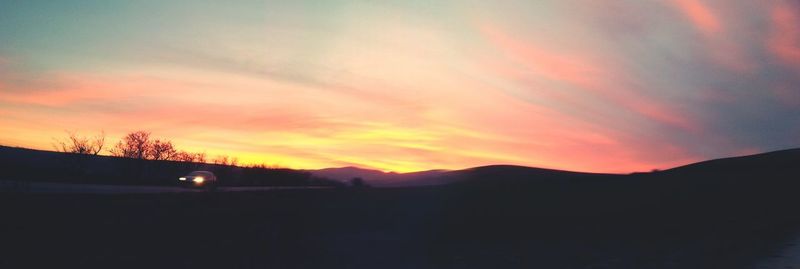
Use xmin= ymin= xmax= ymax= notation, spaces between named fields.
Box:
xmin=664 ymin=148 xmax=800 ymax=175
xmin=3 ymin=144 xmax=799 ymax=188
xmin=311 ymin=164 xmax=616 ymax=187
xmin=310 ymin=166 xmax=449 ymax=187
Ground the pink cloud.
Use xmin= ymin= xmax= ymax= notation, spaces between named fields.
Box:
xmin=670 ymin=0 xmax=755 ymax=73
xmin=672 ymin=0 xmax=722 ymax=34
xmin=0 ymin=69 xmax=469 ymax=172
xmin=479 ymin=24 xmax=699 ymax=133
xmin=2 ymin=2 xmax=794 ymax=174
xmin=768 ymin=2 xmax=800 ymax=69
xmin=467 ymin=23 xmax=711 ymax=172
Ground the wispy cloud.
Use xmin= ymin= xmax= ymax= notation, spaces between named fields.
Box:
xmin=768 ymin=1 xmax=800 ymax=69
xmin=672 ymin=0 xmax=722 ymax=34
xmin=2 ymin=0 xmax=799 ymax=172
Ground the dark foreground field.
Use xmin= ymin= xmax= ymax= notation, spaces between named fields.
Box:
xmin=2 ymin=185 xmax=799 ymax=269
xmin=3 ymin=148 xmax=800 ymax=268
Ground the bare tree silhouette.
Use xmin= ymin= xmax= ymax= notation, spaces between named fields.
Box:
xmin=110 ymin=131 xmax=151 ymax=159
xmin=174 ymin=151 xmax=208 ymax=163
xmin=175 ymin=151 xmax=194 ymax=162
xmin=147 ymin=139 xmax=178 ymax=160
xmin=213 ymin=155 xmax=230 ymax=166
xmin=194 ymin=152 xmax=207 ymax=163
xmin=108 ymin=131 xmax=210 ymax=163
xmin=53 ymin=130 xmax=105 ymax=155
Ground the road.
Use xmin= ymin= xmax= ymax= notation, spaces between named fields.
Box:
xmin=0 ymin=180 xmax=330 ymax=194
xmin=757 ymin=232 xmax=800 ymax=269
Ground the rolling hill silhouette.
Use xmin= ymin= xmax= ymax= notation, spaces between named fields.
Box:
xmin=310 ymin=166 xmax=450 ymax=187
xmin=310 ymin=164 xmax=613 ymax=187
xmin=0 ymin=145 xmax=341 ymax=188
xmin=313 ymin=148 xmax=800 ymax=188
xmin=4 ymin=144 xmax=799 ymax=188
xmin=664 ymin=148 xmax=800 ymax=175
xmin=3 ymin=145 xmax=800 ymax=268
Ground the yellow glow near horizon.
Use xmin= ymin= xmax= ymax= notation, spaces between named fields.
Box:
xmin=2 ymin=1 xmax=799 ymax=173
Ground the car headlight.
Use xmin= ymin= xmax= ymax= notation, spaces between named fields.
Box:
xmin=179 ymin=177 xmax=186 ymax=181
xmin=193 ymin=177 xmax=204 ymax=183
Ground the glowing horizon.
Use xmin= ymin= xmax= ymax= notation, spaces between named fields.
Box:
xmin=2 ymin=0 xmax=799 ymax=173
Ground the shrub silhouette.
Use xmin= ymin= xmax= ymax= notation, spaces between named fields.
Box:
xmin=147 ymin=139 xmax=178 ymax=160
xmin=52 ymin=130 xmax=106 ymax=177
xmin=110 ymin=131 xmax=151 ymax=159
xmin=29 ymin=130 xmax=347 ymax=187
xmin=53 ymin=130 xmax=105 ymax=155
xmin=109 ymin=131 xmax=191 ymax=162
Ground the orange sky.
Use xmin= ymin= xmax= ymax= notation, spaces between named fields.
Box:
xmin=2 ymin=0 xmax=800 ymax=172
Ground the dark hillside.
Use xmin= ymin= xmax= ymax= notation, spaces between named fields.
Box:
xmin=2 ymin=147 xmax=800 ymax=268
xmin=428 ymin=149 xmax=800 ymax=268
xmin=0 ymin=146 xmax=340 ymax=187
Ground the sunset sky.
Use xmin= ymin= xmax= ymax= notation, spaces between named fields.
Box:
xmin=1 ymin=0 xmax=799 ymax=173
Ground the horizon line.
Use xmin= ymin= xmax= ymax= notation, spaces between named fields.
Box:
xmin=2 ymin=143 xmax=796 ymax=175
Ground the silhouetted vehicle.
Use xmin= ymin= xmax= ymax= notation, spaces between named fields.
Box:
xmin=178 ymin=171 xmax=218 ymax=190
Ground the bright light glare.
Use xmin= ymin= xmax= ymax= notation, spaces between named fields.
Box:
xmin=179 ymin=177 xmax=186 ymax=181
xmin=193 ymin=177 xmax=204 ymax=183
